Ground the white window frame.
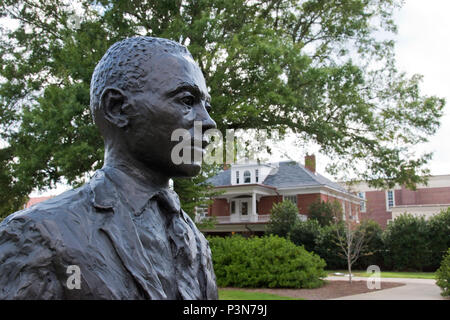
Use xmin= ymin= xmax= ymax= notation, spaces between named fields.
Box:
xmin=243 ymin=170 xmax=251 ymax=184
xmin=358 ymin=192 xmax=366 ymax=213
xmin=255 ymin=169 xmax=259 ymax=183
xmin=236 ymin=171 xmax=240 ymax=184
xmin=283 ymin=195 xmax=297 ymax=206
xmin=386 ymin=190 xmax=395 ymax=211
xmin=230 ymin=200 xmax=236 ymax=215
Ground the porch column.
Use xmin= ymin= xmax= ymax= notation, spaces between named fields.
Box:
xmin=252 ymin=191 xmax=257 ymax=222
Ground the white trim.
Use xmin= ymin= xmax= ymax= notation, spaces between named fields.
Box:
xmin=283 ymin=195 xmax=298 ymax=205
xmin=319 ymin=189 xmax=361 ymax=205
xmin=358 ymin=191 xmax=366 ymax=212
xmin=386 ymin=190 xmax=395 ymax=211
xmin=213 ymin=185 xmax=277 ymax=197
xmin=342 ymin=201 xmax=346 ymax=220
xmin=342 ymin=174 xmax=450 ymax=192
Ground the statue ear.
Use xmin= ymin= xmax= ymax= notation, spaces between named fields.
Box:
xmin=100 ymin=87 xmax=130 ymax=128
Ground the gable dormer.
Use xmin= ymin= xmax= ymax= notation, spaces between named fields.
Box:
xmin=231 ymin=161 xmax=278 ymax=185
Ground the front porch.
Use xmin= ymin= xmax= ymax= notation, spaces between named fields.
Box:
xmin=203 ymin=184 xmax=280 ymax=224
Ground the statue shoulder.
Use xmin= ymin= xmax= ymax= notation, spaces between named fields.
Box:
xmin=0 ymin=185 xmax=93 ymax=299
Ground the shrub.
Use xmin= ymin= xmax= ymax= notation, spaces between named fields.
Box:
xmin=353 ymin=219 xmax=385 ymax=270
xmin=382 ymin=213 xmax=431 ymax=271
xmin=427 ymin=208 xmax=450 ymax=270
xmin=313 ymin=223 xmax=347 ymax=270
xmin=290 ymin=219 xmax=321 ymax=253
xmin=208 ymin=235 xmax=327 ymax=288
xmin=436 ymin=248 xmax=450 ymax=297
xmin=308 ymin=200 xmax=342 ymax=227
xmin=265 ymin=200 xmax=299 ymax=237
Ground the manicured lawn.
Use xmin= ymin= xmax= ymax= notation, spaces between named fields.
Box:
xmin=219 ymin=289 xmax=302 ymax=300
xmin=327 ymin=270 xmax=436 ymax=279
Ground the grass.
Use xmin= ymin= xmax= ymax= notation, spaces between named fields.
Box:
xmin=327 ymin=270 xmax=436 ymax=279
xmin=219 ymin=289 xmax=302 ymax=300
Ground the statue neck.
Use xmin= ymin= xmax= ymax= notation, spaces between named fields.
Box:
xmin=103 ymin=146 xmax=171 ymax=191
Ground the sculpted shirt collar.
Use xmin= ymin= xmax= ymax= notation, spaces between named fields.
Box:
xmin=89 ymin=165 xmax=186 ymax=220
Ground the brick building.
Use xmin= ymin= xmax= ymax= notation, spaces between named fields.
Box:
xmin=344 ymin=175 xmax=450 ymax=229
xmin=199 ymin=157 xmax=361 ymax=235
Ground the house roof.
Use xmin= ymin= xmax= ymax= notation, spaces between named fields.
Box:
xmin=207 ymin=161 xmax=348 ymax=193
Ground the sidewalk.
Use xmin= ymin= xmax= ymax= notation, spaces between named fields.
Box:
xmin=326 ymin=276 xmax=448 ymax=300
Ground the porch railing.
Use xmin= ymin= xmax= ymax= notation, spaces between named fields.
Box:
xmin=196 ymin=214 xmax=307 ymax=224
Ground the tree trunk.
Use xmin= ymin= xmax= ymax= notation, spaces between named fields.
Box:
xmin=348 ymin=258 xmax=352 ymax=284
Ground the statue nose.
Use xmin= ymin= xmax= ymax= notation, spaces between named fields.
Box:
xmin=201 ymin=114 xmax=216 ymax=132
xmin=196 ymin=103 xmax=216 ymax=131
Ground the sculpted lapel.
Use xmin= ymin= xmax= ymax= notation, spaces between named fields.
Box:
xmin=89 ymin=170 xmax=167 ymax=299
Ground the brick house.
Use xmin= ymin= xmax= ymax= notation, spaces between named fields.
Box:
xmin=344 ymin=175 xmax=450 ymax=229
xmin=24 ymin=196 xmax=54 ymax=208
xmin=199 ymin=156 xmax=361 ymax=235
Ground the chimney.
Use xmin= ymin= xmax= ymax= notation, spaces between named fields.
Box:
xmin=305 ymin=154 xmax=316 ymax=174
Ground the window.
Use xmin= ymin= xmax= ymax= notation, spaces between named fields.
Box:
xmin=241 ymin=202 xmax=248 ymax=215
xmin=358 ymin=192 xmax=366 ymax=212
xmin=244 ymin=170 xmax=251 ymax=183
xmin=255 ymin=169 xmax=259 ymax=183
xmin=230 ymin=201 xmax=236 ymax=214
xmin=236 ymin=171 xmax=240 ymax=184
xmin=386 ymin=190 xmax=395 ymax=211
xmin=284 ymin=195 xmax=297 ymax=206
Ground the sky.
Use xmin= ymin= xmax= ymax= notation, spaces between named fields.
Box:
xmin=20 ymin=0 xmax=450 ymax=195
xmin=271 ymin=0 xmax=450 ymax=179
xmin=393 ymin=0 xmax=450 ymax=176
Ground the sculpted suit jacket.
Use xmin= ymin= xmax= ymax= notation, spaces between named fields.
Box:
xmin=0 ymin=166 xmax=218 ymax=300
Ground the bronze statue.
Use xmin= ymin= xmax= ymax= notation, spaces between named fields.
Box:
xmin=0 ymin=37 xmax=218 ymax=299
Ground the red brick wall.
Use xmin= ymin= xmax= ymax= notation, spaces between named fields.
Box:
xmin=210 ymin=199 xmax=229 ymax=217
xmin=362 ymin=186 xmax=450 ymax=229
xmin=362 ymin=190 xmax=391 ymax=229
xmin=298 ymin=194 xmax=321 ymax=215
xmin=258 ymin=195 xmax=282 ymax=214
xmin=410 ymin=187 xmax=450 ymax=204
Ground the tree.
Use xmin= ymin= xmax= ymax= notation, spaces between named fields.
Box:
xmin=0 ymin=146 xmax=28 ymax=220
xmin=266 ymin=200 xmax=299 ymax=238
xmin=172 ymin=163 xmax=223 ymax=220
xmin=0 ymin=1 xmax=445 ymax=214
xmin=436 ymin=248 xmax=450 ymax=297
xmin=308 ymin=199 xmax=342 ymax=227
xmin=427 ymin=208 xmax=450 ymax=270
xmin=353 ymin=219 xmax=384 ymax=270
xmin=382 ymin=213 xmax=431 ymax=271
xmin=289 ymin=218 xmax=321 ymax=253
xmin=334 ymin=218 xmax=372 ymax=283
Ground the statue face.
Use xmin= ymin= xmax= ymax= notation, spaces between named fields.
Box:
xmin=125 ymin=52 xmax=216 ymax=177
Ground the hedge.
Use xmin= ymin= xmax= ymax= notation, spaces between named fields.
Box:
xmin=207 ymin=235 xmax=327 ymax=288
xmin=268 ymin=208 xmax=450 ymax=272
xmin=436 ymin=248 xmax=450 ymax=297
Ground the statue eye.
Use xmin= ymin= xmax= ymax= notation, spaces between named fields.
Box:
xmin=180 ymin=96 xmax=195 ymax=106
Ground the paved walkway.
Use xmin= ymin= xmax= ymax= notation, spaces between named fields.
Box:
xmin=326 ymin=276 xmax=448 ymax=300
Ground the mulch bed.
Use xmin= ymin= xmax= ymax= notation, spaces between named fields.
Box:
xmin=222 ymin=280 xmax=406 ymax=300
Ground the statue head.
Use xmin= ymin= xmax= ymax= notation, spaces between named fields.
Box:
xmin=90 ymin=37 xmax=216 ymax=178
